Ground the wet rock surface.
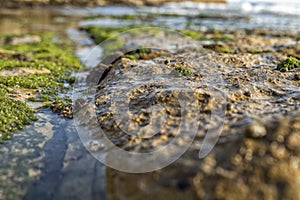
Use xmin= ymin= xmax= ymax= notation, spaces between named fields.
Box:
xmin=86 ymin=29 xmax=300 ymax=199
xmin=106 ymin=112 xmax=300 ymax=200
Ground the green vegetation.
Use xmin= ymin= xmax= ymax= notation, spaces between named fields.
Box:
xmin=180 ymin=30 xmax=203 ymax=40
xmin=203 ymin=43 xmax=236 ymax=54
xmin=82 ymin=26 xmax=155 ymax=56
xmin=51 ymin=96 xmax=71 ymax=112
xmin=208 ymin=35 xmax=234 ymax=42
xmin=180 ymin=30 xmax=233 ymax=42
xmin=0 ymin=33 xmax=81 ymax=140
xmin=276 ymin=56 xmax=300 ymax=71
xmin=0 ymin=85 xmax=36 ymax=141
xmin=83 ymin=13 xmax=184 ymax=21
xmin=125 ymin=54 xmax=138 ymax=60
xmin=175 ymin=65 xmax=190 ymax=76
xmin=248 ymin=49 xmax=263 ymax=54
xmin=84 ymin=14 xmax=149 ymax=20
xmin=83 ymin=26 xmax=235 ymax=58
xmin=82 ymin=26 xmax=129 ymax=56
xmin=124 ymin=48 xmax=152 ymax=60
xmin=194 ymin=13 xmax=251 ymax=20
xmin=82 ymin=26 xmax=130 ymax=44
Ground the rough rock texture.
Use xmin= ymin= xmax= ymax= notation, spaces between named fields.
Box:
xmin=83 ymin=29 xmax=300 ymax=199
xmin=106 ymin=112 xmax=300 ymax=200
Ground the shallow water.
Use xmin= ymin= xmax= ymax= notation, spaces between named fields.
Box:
xmin=0 ymin=7 xmax=108 ymax=200
xmin=74 ymin=1 xmax=300 ymax=31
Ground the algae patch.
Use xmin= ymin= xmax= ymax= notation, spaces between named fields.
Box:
xmin=175 ymin=65 xmax=191 ymax=76
xmin=276 ymin=56 xmax=300 ymax=71
xmin=0 ymin=33 xmax=81 ymax=140
xmin=0 ymin=85 xmax=36 ymax=141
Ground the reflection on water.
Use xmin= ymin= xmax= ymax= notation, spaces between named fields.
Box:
xmin=0 ymin=7 xmax=107 ymax=200
xmin=0 ymin=8 xmax=80 ymax=35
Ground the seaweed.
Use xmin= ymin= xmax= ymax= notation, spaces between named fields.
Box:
xmin=0 ymin=33 xmax=81 ymax=140
xmin=276 ymin=56 xmax=300 ymax=71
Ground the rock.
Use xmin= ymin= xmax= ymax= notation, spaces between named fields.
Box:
xmin=83 ymin=27 xmax=300 ymax=199
xmin=10 ymin=35 xmax=41 ymax=45
xmin=105 ymin=113 xmax=300 ymax=200
xmin=244 ymin=120 xmax=267 ymax=138
xmin=287 ymin=133 xmax=300 ymax=153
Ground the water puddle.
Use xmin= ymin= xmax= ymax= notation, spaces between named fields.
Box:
xmin=0 ymin=7 xmax=107 ymax=200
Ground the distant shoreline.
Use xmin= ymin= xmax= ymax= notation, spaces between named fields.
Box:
xmin=0 ymin=0 xmax=226 ymax=8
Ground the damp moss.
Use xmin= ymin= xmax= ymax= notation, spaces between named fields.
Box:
xmin=248 ymin=49 xmax=263 ymax=54
xmin=0 ymin=84 xmax=36 ymax=141
xmin=84 ymin=14 xmax=148 ymax=20
xmin=180 ymin=30 xmax=233 ymax=42
xmin=208 ymin=35 xmax=234 ymax=42
xmin=276 ymin=56 xmax=300 ymax=71
xmin=4 ymin=34 xmax=81 ymax=68
xmin=0 ymin=33 xmax=81 ymax=140
xmin=82 ymin=26 xmax=128 ymax=44
xmin=124 ymin=48 xmax=152 ymax=60
xmin=180 ymin=30 xmax=203 ymax=40
xmin=81 ymin=25 xmax=148 ymax=44
xmin=0 ymin=74 xmax=64 ymax=89
xmin=82 ymin=26 xmax=153 ymax=57
xmin=175 ymin=65 xmax=191 ymax=76
xmin=203 ymin=43 xmax=236 ymax=54
xmin=125 ymin=54 xmax=139 ymax=60
xmin=103 ymin=38 xmax=125 ymax=56
xmin=194 ymin=13 xmax=250 ymax=20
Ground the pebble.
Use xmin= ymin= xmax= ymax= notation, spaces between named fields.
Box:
xmin=244 ymin=120 xmax=267 ymax=138
xmin=286 ymin=133 xmax=300 ymax=152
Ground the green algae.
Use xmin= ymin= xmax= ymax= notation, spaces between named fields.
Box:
xmin=84 ymin=14 xmax=149 ymax=21
xmin=5 ymin=34 xmax=80 ymax=68
xmin=82 ymin=26 xmax=129 ymax=44
xmin=0 ymin=33 xmax=81 ymax=140
xmin=82 ymin=26 xmax=158 ymax=56
xmin=125 ymin=54 xmax=138 ymax=60
xmin=276 ymin=56 xmax=300 ymax=71
xmin=0 ymin=84 xmax=36 ymax=141
xmin=175 ymin=65 xmax=190 ymax=76
xmin=124 ymin=47 xmax=152 ymax=60
xmin=203 ymin=43 xmax=236 ymax=54
xmin=180 ymin=30 xmax=234 ymax=42
xmin=248 ymin=49 xmax=263 ymax=54
xmin=180 ymin=30 xmax=203 ymax=40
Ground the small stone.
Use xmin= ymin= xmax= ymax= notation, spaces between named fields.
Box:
xmin=286 ymin=133 xmax=300 ymax=153
xmin=226 ymin=103 xmax=233 ymax=111
xmin=244 ymin=90 xmax=252 ymax=97
xmin=244 ymin=121 xmax=267 ymax=138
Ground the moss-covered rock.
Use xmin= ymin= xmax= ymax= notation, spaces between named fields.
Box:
xmin=0 ymin=33 xmax=81 ymax=140
xmin=276 ymin=56 xmax=300 ymax=71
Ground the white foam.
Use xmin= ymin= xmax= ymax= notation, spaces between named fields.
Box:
xmin=228 ymin=0 xmax=300 ymax=15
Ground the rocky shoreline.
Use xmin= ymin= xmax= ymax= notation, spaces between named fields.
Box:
xmin=0 ymin=0 xmax=226 ymax=8
xmin=0 ymin=5 xmax=299 ymax=200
